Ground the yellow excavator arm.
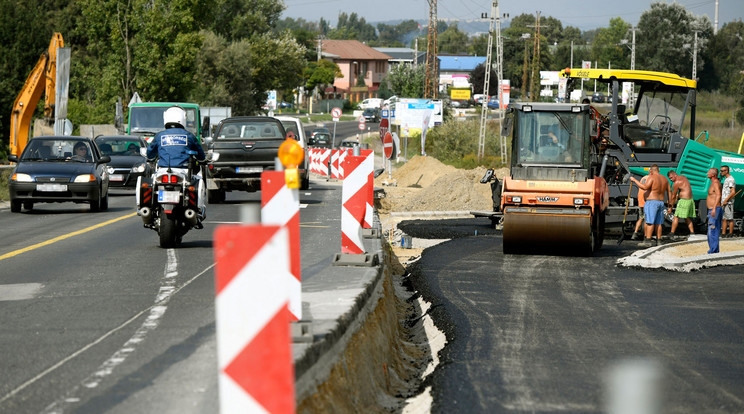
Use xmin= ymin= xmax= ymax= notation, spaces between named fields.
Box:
xmin=9 ymin=32 xmax=64 ymax=157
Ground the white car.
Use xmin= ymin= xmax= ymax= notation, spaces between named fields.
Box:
xmin=359 ymin=98 xmax=383 ymax=110
xmin=274 ymin=116 xmax=310 ymax=190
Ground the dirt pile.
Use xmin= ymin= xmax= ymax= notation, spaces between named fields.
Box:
xmin=375 ymin=155 xmax=508 ymax=213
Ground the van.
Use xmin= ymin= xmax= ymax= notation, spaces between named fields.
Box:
xmin=359 ymin=98 xmax=383 ymax=110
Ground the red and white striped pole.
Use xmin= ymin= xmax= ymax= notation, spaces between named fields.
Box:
xmin=214 ymin=225 xmax=295 ymax=414
xmin=341 ymin=154 xmax=374 ymax=254
xmin=261 ymin=171 xmax=302 ymax=321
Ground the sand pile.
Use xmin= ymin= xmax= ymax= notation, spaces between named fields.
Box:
xmin=375 ymin=155 xmax=508 ymax=213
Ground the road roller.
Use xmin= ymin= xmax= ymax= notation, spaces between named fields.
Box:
xmin=500 ymin=102 xmax=609 ymax=255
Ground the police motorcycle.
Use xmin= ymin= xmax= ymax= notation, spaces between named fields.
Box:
xmin=136 ymin=150 xmax=217 ymax=248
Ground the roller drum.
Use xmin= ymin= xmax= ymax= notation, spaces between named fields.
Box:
xmin=503 ymin=208 xmax=593 ymax=255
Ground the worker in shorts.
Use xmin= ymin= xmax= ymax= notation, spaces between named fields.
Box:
xmin=631 ymin=173 xmax=649 ymax=240
xmin=720 ymin=165 xmax=736 ymax=238
xmin=630 ymin=164 xmax=671 ymax=247
xmin=666 ymin=170 xmax=695 ymax=240
xmin=706 ymin=167 xmax=723 ymax=253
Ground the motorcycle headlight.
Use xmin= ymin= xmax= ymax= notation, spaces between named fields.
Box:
xmin=131 ymin=163 xmax=146 ymax=173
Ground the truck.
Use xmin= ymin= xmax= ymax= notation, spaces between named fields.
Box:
xmin=126 ymin=102 xmax=208 ymax=144
xmin=487 ymin=68 xmax=744 ymax=254
xmin=204 ymin=116 xmax=290 ymax=202
xmin=9 ymin=33 xmax=65 ymax=157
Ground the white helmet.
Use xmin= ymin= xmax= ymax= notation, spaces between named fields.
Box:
xmin=163 ymin=106 xmax=186 ymax=128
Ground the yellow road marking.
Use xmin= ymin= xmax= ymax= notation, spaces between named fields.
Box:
xmin=0 ymin=212 xmax=138 ymax=261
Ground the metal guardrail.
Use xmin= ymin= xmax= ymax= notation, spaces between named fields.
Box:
xmin=0 ymin=165 xmax=14 ymax=170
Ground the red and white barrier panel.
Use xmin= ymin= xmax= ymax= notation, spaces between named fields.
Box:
xmin=308 ymin=148 xmax=330 ymax=176
xmin=261 ymin=171 xmax=302 ymax=321
xmin=214 ymin=225 xmax=295 ymax=414
xmin=330 ymin=149 xmax=348 ymax=180
xmin=341 ymin=154 xmax=374 ymax=254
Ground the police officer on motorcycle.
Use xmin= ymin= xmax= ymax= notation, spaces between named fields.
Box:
xmin=147 ymin=106 xmax=207 ymax=219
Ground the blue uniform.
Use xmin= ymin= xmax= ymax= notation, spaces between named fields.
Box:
xmin=148 ymin=127 xmax=206 ymax=168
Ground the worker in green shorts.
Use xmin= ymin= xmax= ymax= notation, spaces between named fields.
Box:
xmin=666 ymin=170 xmax=695 ymax=240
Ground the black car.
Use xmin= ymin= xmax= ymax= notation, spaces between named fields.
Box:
xmin=362 ymin=108 xmax=380 ymax=123
xmin=94 ymin=135 xmax=150 ymax=189
xmin=592 ymin=92 xmax=606 ymax=103
xmin=8 ymin=136 xmax=111 ymax=212
xmin=312 ymin=132 xmax=333 ymax=148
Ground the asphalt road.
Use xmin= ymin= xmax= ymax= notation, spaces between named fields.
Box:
xmin=402 ymin=219 xmax=744 ymax=413
xmin=0 ymin=175 xmax=346 ymax=413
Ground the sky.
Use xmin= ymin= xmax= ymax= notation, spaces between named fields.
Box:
xmin=281 ymin=0 xmax=744 ymax=32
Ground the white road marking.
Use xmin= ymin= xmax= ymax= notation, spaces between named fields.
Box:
xmin=0 ymin=283 xmax=43 ymax=301
xmin=0 ymin=251 xmax=215 ymax=411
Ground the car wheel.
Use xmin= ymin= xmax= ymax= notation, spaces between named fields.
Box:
xmin=23 ymin=201 xmax=33 ymax=211
xmin=100 ymin=193 xmax=109 ymax=211
xmin=301 ymin=174 xmax=310 ymax=190
xmin=90 ymin=195 xmax=101 ymax=212
xmin=10 ymin=200 xmax=21 ymax=213
xmin=208 ymin=189 xmax=222 ymax=204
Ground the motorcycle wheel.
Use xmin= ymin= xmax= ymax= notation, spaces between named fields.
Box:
xmin=159 ymin=209 xmax=178 ymax=248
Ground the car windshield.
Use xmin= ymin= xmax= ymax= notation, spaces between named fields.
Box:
xmin=515 ymin=110 xmax=588 ymax=166
xmin=217 ymin=121 xmax=283 ymax=139
xmin=22 ymin=139 xmax=95 ymax=163
xmin=129 ymin=106 xmax=198 ymax=136
xmin=96 ymin=138 xmax=143 ymax=156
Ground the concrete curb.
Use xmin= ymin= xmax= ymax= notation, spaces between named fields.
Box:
xmin=390 ymin=210 xmax=473 ymax=219
xmin=617 ymin=235 xmax=744 ymax=272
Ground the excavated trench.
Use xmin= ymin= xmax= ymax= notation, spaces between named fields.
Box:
xmin=296 ymin=241 xmax=446 ymax=413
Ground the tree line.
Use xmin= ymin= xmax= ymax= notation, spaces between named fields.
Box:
xmin=2 ymin=1 xmax=743 ymax=151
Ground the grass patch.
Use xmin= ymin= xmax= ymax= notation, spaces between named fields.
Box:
xmin=0 ymin=168 xmax=11 ymax=201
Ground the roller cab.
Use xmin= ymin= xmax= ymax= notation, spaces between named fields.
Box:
xmin=501 ymin=102 xmax=609 ymax=255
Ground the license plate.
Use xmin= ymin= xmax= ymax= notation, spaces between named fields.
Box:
xmin=158 ymin=190 xmax=181 ymax=203
xmin=236 ymin=166 xmax=263 ymax=174
xmin=110 ymin=174 xmax=124 ymax=181
xmin=36 ymin=184 xmax=67 ymax=192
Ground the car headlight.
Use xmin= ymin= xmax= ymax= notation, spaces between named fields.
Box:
xmin=131 ymin=163 xmax=146 ymax=173
xmin=74 ymin=174 xmax=96 ymax=182
xmin=11 ymin=173 xmax=33 ymax=182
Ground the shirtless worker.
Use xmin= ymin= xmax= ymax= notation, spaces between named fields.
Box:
xmin=666 ymin=170 xmax=695 ymax=239
xmin=630 ymin=164 xmax=671 ymax=247
xmin=631 ymin=173 xmax=649 ymax=240
xmin=706 ymin=167 xmax=723 ymax=253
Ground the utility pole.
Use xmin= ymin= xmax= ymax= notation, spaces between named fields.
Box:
xmin=425 ymin=0 xmax=438 ymax=99
xmin=530 ymin=12 xmax=542 ymax=102
xmin=478 ymin=1 xmax=497 ymax=161
xmin=414 ymin=37 xmax=418 ymax=67
xmin=629 ymin=27 xmax=636 ymax=70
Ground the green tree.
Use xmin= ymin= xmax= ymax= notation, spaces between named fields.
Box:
xmin=699 ymin=21 xmax=744 ymax=93
xmin=636 ymin=2 xmax=712 ymax=78
xmin=192 ymin=30 xmax=306 ymax=115
xmin=328 ymin=12 xmax=376 ymax=42
xmin=303 ymin=59 xmax=342 ymax=90
xmin=438 ymin=24 xmax=470 ymax=54
xmin=471 ymin=63 xmax=499 ymax=95
xmin=0 ymin=0 xmax=57 ymax=146
xmin=590 ymin=17 xmax=631 ymax=69
xmin=383 ymin=64 xmax=425 ymax=98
